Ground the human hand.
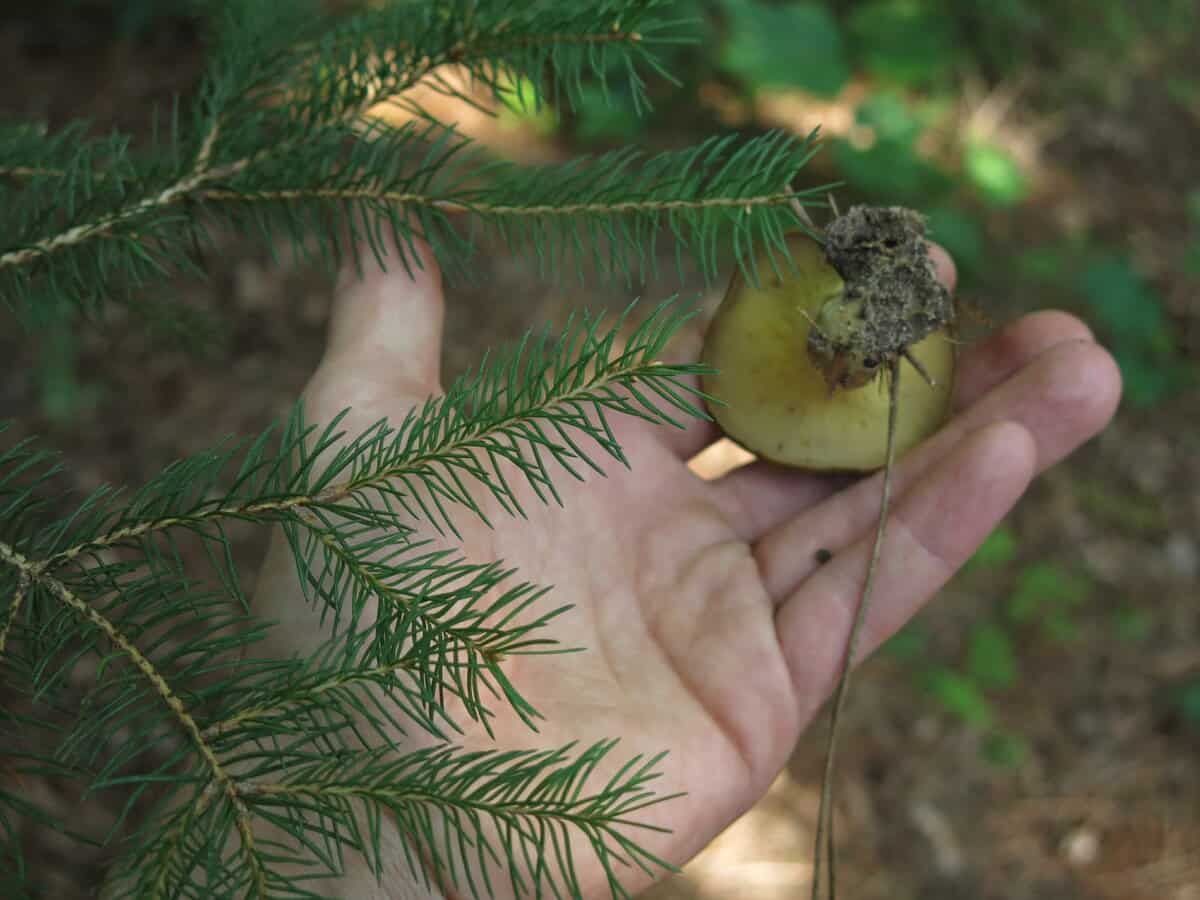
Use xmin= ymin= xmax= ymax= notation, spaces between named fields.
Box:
xmin=250 ymin=239 xmax=1121 ymax=898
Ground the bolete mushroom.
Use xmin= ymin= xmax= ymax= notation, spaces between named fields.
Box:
xmin=700 ymin=229 xmax=955 ymax=472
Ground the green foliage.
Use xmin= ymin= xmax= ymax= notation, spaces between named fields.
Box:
xmin=570 ymin=84 xmax=645 ymax=143
xmin=925 ymin=205 xmax=985 ymax=281
xmin=829 ymin=135 xmax=952 ymax=206
xmin=855 ymin=91 xmax=924 ymax=143
xmin=1186 ymin=241 xmax=1200 ymax=277
xmin=966 ymin=525 xmax=1018 ymax=569
xmin=819 ymin=85 xmax=953 ymax=206
xmin=963 ymin=139 xmax=1027 ymax=207
xmin=965 ymin=623 xmax=1017 ymax=691
xmin=4 ymin=0 xmax=1192 ymax=893
xmin=2 ymin=300 xmax=710 ymax=896
xmin=846 ymin=0 xmax=958 ymax=86
xmin=1187 ymin=189 xmax=1200 ymax=224
xmin=991 ymin=242 xmax=1193 ymax=411
xmin=1014 ymin=244 xmax=1072 ymax=286
xmin=1007 ymin=561 xmax=1091 ymax=642
xmin=1079 ymin=256 xmax=1192 ymax=408
xmin=904 ymin=624 xmax=1025 ymax=766
xmin=32 ymin=312 xmax=102 ymax=428
xmin=719 ymin=0 xmax=850 ymax=97
xmin=0 ymin=2 xmax=829 ymax=896
xmin=1185 ymin=189 xmax=1200 ymax=277
xmin=980 ymin=731 xmax=1029 ymax=767
xmin=953 ymin=0 xmax=1044 ymax=74
xmin=891 ymin=528 xmax=1132 ymax=769
xmin=8 ymin=0 xmax=815 ymax=329
xmin=922 ymin=667 xmax=992 ymax=728
xmin=1073 ymin=479 xmax=1167 ymax=535
xmin=881 ymin=621 xmax=929 ymax=661
xmin=438 ymin=129 xmax=826 ymax=286
xmin=105 ymin=740 xmax=677 ymax=899
xmin=1172 ymin=677 xmax=1200 ymax=732
xmin=1109 ymin=605 xmax=1154 ymax=643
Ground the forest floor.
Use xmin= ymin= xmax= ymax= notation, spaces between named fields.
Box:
xmin=2 ymin=6 xmax=1198 ymax=899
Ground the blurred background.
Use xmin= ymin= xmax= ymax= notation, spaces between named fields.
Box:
xmin=1 ymin=1 xmax=1197 ymax=898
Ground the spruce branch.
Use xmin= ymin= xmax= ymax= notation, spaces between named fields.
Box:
xmin=30 ymin=299 xmax=708 ymax=569
xmin=237 ymin=740 xmax=677 ymax=900
xmin=0 ymin=539 xmax=265 ymax=895
xmin=0 ymin=2 xmax=849 ymax=895
xmin=273 ymin=0 xmax=673 ymax=127
xmin=1 ymin=291 xmax=707 ymax=897
xmin=200 ymin=122 xmax=826 ymax=284
xmin=277 ymin=528 xmax=570 ymax=734
xmin=6 ymin=299 xmax=705 ymax=738
xmin=199 ymin=641 xmax=443 ymax=747
xmin=0 ymin=1 xmax=673 ymax=289
xmin=0 ymin=1 xmax=823 ymax=328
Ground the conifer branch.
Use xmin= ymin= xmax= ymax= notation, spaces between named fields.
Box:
xmin=202 ymin=125 xmax=825 ymax=284
xmin=193 ymin=122 xmax=222 ymax=173
xmin=282 ymin=529 xmax=566 ymax=733
xmin=1 ymin=298 xmax=705 ymax=895
xmin=0 ymin=2 xmax=822 ymax=322
xmin=0 ymin=155 xmax=256 ymax=272
xmin=41 ymin=301 xmax=708 ymax=566
xmin=0 ymin=4 xmax=664 ymax=281
xmin=0 ymin=2 xmax=838 ymax=895
xmin=239 ymin=740 xmax=678 ymax=898
xmin=0 ymin=539 xmax=264 ymax=895
xmin=0 ymin=165 xmax=67 ymax=178
xmin=0 ymin=573 xmax=29 ymax=657
xmin=199 ymin=186 xmax=802 ymax=218
xmin=201 ymin=655 xmax=424 ymax=744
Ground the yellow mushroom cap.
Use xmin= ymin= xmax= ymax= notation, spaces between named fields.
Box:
xmin=700 ymin=232 xmax=956 ymax=472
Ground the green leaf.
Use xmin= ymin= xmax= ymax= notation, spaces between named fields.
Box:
xmin=1186 ymin=189 xmax=1200 ymax=224
xmin=1174 ymin=678 xmax=1200 ymax=730
xmin=965 ymin=623 xmax=1017 ymax=691
xmin=847 ymin=0 xmax=958 ymax=85
xmin=1007 ymin=561 xmax=1090 ymax=633
xmin=923 ymin=668 xmax=992 ymax=728
xmin=1183 ymin=239 xmax=1200 ymax=276
xmin=1109 ymin=352 xmax=1183 ymax=408
xmin=981 ymin=731 xmax=1029 ymax=767
xmin=924 ymin=206 xmax=986 ymax=277
xmin=1110 ymin=606 xmax=1154 ymax=642
xmin=964 ymin=139 xmax=1028 ymax=206
xmin=830 ymin=136 xmax=953 ymax=205
xmin=497 ymin=75 xmax=558 ymax=137
xmin=1081 ymin=257 xmax=1170 ymax=345
xmin=719 ymin=0 xmax=850 ymax=97
xmin=1079 ymin=256 xmax=1192 ymax=407
xmin=33 ymin=314 xmax=103 ymax=428
xmin=1014 ymin=244 xmax=1073 ymax=286
xmin=882 ymin=622 xmax=929 ymax=660
xmin=1073 ymin=479 xmax=1166 ymax=535
xmin=855 ymin=91 xmax=924 ymax=144
xmin=955 ymin=0 xmax=1044 ymax=74
xmin=572 ymin=83 xmax=643 ymax=144
xmin=967 ymin=525 xmax=1018 ymax=568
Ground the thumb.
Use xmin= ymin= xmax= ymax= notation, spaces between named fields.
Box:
xmin=319 ymin=235 xmax=445 ymax=396
xmin=254 ymin=235 xmax=446 ymax=654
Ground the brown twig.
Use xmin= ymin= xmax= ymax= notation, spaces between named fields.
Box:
xmin=811 ymin=358 xmax=901 ymax=900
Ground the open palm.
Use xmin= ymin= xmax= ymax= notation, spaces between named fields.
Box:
xmin=252 ymin=242 xmax=1120 ymax=898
